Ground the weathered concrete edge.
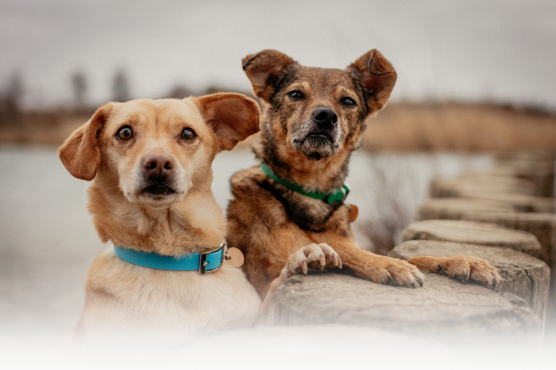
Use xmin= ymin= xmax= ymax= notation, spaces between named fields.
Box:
xmin=389 ymin=240 xmax=550 ymax=323
xmin=274 ymin=272 xmax=541 ymax=338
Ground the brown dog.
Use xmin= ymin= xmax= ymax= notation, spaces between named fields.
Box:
xmin=227 ymin=49 xmax=500 ymax=299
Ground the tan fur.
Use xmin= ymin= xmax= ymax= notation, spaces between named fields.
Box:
xmin=228 ymin=50 xmax=500 ymax=298
xmin=59 ymin=104 xmax=113 ymax=181
xmin=407 ymin=255 xmax=501 ymax=288
xmin=59 ymin=94 xmax=266 ymax=344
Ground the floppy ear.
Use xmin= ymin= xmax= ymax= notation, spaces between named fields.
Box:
xmin=193 ymin=93 xmax=261 ymax=151
xmin=58 ymin=103 xmax=113 ymax=180
xmin=242 ymin=49 xmax=295 ymax=102
xmin=348 ymin=49 xmax=397 ymax=114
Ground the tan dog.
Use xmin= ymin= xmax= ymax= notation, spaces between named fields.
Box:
xmin=59 ymin=94 xmax=290 ymax=345
xmin=227 ymin=50 xmax=501 ymax=299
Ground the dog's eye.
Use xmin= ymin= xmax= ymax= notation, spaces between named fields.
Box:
xmin=287 ymin=90 xmax=305 ymax=101
xmin=116 ymin=126 xmax=134 ymax=141
xmin=180 ymin=128 xmax=197 ymax=141
xmin=340 ymin=97 xmax=357 ymax=107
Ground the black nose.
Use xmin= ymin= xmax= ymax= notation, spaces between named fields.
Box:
xmin=143 ymin=154 xmax=175 ymax=177
xmin=312 ymin=107 xmax=338 ymax=129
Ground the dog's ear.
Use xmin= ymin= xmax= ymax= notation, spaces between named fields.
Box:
xmin=58 ymin=103 xmax=113 ymax=181
xmin=348 ymin=49 xmax=397 ymax=114
xmin=193 ymin=93 xmax=260 ymax=151
xmin=242 ymin=49 xmax=295 ymax=102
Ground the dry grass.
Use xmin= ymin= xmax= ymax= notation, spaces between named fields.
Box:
xmin=362 ymin=102 xmax=556 ymax=152
xmin=0 ymin=111 xmax=88 ymax=146
xmin=2 ymin=102 xmax=556 ymax=152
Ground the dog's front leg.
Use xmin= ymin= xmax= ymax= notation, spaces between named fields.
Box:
xmin=255 ymin=243 xmax=342 ymax=325
xmin=326 ymin=242 xmax=425 ymax=288
xmin=407 ymin=255 xmax=501 ymax=289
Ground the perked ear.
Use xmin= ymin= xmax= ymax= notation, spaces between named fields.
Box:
xmin=348 ymin=49 xmax=397 ymax=114
xmin=58 ymin=103 xmax=113 ymax=181
xmin=193 ymin=93 xmax=261 ymax=151
xmin=242 ymin=49 xmax=295 ymax=102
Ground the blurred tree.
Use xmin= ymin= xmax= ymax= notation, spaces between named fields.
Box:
xmin=1 ymin=72 xmax=24 ymax=125
xmin=71 ymin=71 xmax=88 ymax=109
xmin=203 ymin=84 xmax=232 ymax=95
xmin=4 ymin=73 xmax=24 ymax=111
xmin=202 ymin=84 xmax=256 ymax=100
xmin=112 ymin=69 xmax=131 ymax=102
xmin=166 ymin=84 xmax=193 ymax=99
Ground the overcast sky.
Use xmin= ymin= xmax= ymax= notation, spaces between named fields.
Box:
xmin=1 ymin=0 xmax=555 ymax=109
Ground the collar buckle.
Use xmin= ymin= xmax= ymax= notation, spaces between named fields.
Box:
xmin=341 ymin=182 xmax=351 ymax=201
xmin=199 ymin=242 xmax=226 ymax=275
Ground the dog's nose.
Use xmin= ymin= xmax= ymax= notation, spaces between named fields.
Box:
xmin=312 ymin=107 xmax=338 ymax=129
xmin=143 ymin=154 xmax=175 ymax=177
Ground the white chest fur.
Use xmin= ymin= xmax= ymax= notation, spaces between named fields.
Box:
xmin=72 ymin=248 xmax=261 ymax=344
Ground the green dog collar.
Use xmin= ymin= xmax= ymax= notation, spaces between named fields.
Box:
xmin=261 ymin=162 xmax=349 ymax=203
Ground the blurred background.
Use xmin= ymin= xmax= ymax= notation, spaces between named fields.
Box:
xmin=1 ymin=0 xmax=555 ymax=356
xmin=2 ymin=0 xmax=556 ymax=148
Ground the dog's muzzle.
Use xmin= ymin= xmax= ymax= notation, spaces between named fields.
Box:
xmin=292 ymin=107 xmax=341 ymax=159
xmin=140 ymin=153 xmax=177 ymax=197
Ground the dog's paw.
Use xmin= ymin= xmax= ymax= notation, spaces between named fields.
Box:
xmin=282 ymin=243 xmax=342 ymax=278
xmin=435 ymin=256 xmax=501 ymax=289
xmin=363 ymin=256 xmax=425 ymax=288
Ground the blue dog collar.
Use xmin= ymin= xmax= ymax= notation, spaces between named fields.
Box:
xmin=114 ymin=243 xmax=226 ymax=274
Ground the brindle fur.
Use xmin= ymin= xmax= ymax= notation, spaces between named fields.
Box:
xmin=227 ymin=49 xmax=500 ymax=298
